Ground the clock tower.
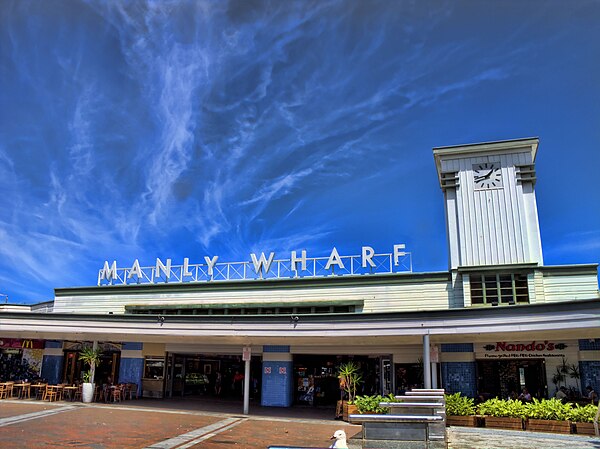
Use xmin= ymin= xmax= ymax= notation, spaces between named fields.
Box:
xmin=433 ymin=138 xmax=543 ymax=270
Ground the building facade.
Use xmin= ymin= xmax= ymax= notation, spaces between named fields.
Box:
xmin=1 ymin=138 xmax=598 ymax=411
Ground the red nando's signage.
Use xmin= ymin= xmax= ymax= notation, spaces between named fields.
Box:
xmin=486 ymin=341 xmax=568 ymax=352
xmin=479 ymin=340 xmax=569 ymax=359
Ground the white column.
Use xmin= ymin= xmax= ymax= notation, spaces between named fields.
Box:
xmin=243 ymin=349 xmax=251 ymax=415
xmin=423 ymin=334 xmax=431 ymax=389
xmin=431 ymin=362 xmax=438 ymax=389
xmin=91 ymin=340 xmax=98 ymax=384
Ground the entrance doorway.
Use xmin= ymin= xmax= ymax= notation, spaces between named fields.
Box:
xmin=394 ymin=362 xmax=423 ymax=395
xmin=62 ymin=350 xmax=120 ymax=385
xmin=477 ymin=359 xmax=547 ymax=399
xmin=166 ymin=353 xmax=262 ymax=400
xmin=293 ymin=355 xmax=380 ymax=407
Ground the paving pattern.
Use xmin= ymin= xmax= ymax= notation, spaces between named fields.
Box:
xmin=0 ymin=399 xmax=598 ymax=449
xmin=0 ymin=402 xmax=58 ymax=419
xmin=447 ymin=426 xmax=600 ymax=449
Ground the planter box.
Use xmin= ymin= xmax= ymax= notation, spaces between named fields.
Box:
xmin=447 ymin=415 xmax=477 ymax=427
xmin=526 ymin=419 xmax=571 ymax=434
xmin=483 ymin=416 xmax=523 ymax=430
xmin=342 ymin=402 xmax=358 ymax=422
xmin=574 ymin=422 xmax=597 ymax=436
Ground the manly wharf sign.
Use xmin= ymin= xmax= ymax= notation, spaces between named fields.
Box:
xmin=98 ymin=244 xmax=411 ymax=286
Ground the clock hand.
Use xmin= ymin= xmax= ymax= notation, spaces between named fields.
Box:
xmin=474 ymin=168 xmax=495 ymax=181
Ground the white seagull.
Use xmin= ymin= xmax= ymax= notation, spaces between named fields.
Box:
xmin=329 ymin=429 xmax=348 ymax=448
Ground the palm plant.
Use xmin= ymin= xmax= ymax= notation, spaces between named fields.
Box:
xmin=552 ymin=366 xmax=566 ymax=389
xmin=79 ymin=345 xmax=102 ymax=384
xmin=568 ymin=363 xmax=581 ymax=394
xmin=338 ymin=361 xmax=363 ymax=403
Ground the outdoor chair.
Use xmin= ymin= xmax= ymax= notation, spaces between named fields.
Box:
xmin=93 ymin=385 xmax=103 ymax=402
xmin=45 ymin=386 xmax=59 ymax=402
xmin=35 ymin=384 xmax=47 ymax=400
xmin=110 ymin=385 xmax=123 ymax=403
xmin=126 ymin=383 xmax=138 ymax=400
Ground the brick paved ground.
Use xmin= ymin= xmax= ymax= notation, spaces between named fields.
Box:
xmin=447 ymin=426 xmax=600 ymax=449
xmin=0 ymin=402 xmax=57 ymax=419
xmin=0 ymin=399 xmax=598 ymax=449
xmin=186 ymin=417 xmax=362 ymax=449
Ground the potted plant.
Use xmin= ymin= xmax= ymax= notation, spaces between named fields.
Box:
xmin=348 ymin=393 xmax=396 ymax=422
xmin=337 ymin=361 xmax=362 ymax=421
xmin=477 ymin=398 xmax=526 ymax=430
xmin=445 ymin=393 xmax=477 ymax=427
xmin=568 ymin=363 xmax=581 ymax=394
xmin=78 ymin=345 xmax=102 ymax=403
xmin=569 ymin=403 xmax=598 ymax=436
xmin=524 ymin=398 xmax=572 ymax=433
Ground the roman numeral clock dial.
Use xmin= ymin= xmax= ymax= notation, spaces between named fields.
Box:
xmin=473 ymin=162 xmax=503 ymax=189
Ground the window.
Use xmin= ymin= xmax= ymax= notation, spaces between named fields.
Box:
xmin=144 ymin=357 xmax=165 ymax=379
xmin=470 ymin=273 xmax=529 ymax=306
xmin=127 ymin=303 xmax=360 ymax=316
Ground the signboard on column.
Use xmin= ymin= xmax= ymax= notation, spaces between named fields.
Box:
xmin=243 ymin=346 xmax=251 ymax=361
xmin=430 ymin=345 xmax=439 ymax=363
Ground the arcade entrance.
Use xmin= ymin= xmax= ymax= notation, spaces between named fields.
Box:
xmin=293 ymin=355 xmax=389 ymax=407
xmin=62 ymin=343 xmax=121 ymax=385
xmin=165 ymin=353 xmax=262 ymax=400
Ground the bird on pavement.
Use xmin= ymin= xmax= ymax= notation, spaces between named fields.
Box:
xmin=329 ymin=429 xmax=348 ymax=448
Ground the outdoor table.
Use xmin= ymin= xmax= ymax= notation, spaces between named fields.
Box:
xmin=63 ymin=386 xmax=78 ymax=401
xmin=30 ymin=384 xmax=47 ymax=400
xmin=56 ymin=385 xmax=66 ymax=401
xmin=13 ymin=383 xmax=30 ymax=399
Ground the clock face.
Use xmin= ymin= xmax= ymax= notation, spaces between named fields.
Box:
xmin=473 ymin=162 xmax=503 ymax=189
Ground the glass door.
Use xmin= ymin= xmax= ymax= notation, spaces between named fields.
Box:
xmin=165 ymin=353 xmax=174 ymax=398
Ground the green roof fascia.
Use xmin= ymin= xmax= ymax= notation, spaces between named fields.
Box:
xmin=55 ymin=271 xmax=451 ymax=297
xmin=538 ymin=264 xmax=599 ymax=277
xmin=2 ymin=297 xmax=599 ymax=324
xmin=456 ymin=263 xmax=539 ymax=273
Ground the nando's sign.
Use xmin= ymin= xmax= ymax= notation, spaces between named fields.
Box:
xmin=480 ymin=340 xmax=569 ymax=359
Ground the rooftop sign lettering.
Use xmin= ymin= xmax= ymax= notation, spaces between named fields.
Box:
xmin=97 ymin=245 xmax=411 ymax=286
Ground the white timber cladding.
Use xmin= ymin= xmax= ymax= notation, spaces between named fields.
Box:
xmin=441 ymin=151 xmax=542 ymax=268
xmin=527 ymin=273 xmax=538 ymax=303
xmin=52 ymin=279 xmax=453 ymax=314
xmin=450 ymin=271 xmax=464 ymax=308
xmin=542 ymin=270 xmax=600 ymax=302
xmin=462 ymin=273 xmax=472 ymax=307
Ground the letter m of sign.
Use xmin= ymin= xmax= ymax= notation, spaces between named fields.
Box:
xmin=98 ymin=261 xmax=118 ymax=285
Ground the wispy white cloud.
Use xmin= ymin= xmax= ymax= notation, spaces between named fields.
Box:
xmin=1 ymin=0 xmax=597 ymax=303
xmin=546 ymin=231 xmax=600 ymax=259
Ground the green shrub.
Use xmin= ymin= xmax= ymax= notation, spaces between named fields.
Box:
xmin=354 ymin=393 xmax=396 ymax=414
xmin=477 ymin=398 xmax=527 ymax=419
xmin=524 ymin=398 xmax=573 ymax=421
xmin=445 ymin=393 xmax=475 ymax=416
xmin=569 ymin=404 xmax=598 ymax=423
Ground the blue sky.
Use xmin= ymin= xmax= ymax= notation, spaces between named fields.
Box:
xmin=0 ymin=0 xmax=599 ymax=303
